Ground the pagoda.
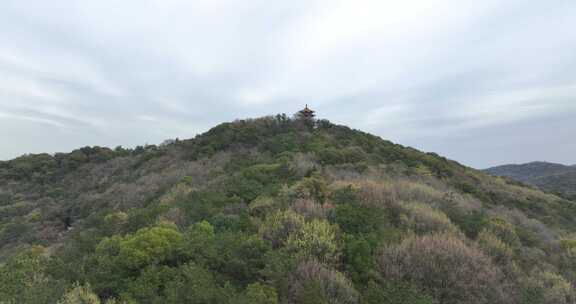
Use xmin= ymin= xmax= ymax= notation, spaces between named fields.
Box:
xmin=297 ymin=104 xmax=316 ymax=120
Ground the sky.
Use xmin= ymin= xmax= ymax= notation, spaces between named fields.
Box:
xmin=1 ymin=0 xmax=575 ymax=168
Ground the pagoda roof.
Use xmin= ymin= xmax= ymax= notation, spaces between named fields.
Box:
xmin=299 ymin=105 xmax=315 ymax=113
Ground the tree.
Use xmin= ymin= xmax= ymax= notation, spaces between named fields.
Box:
xmin=286 ymin=219 xmax=340 ymax=264
xmin=521 ymin=270 xmax=575 ymax=304
xmin=288 ymin=260 xmax=359 ymax=304
xmin=362 ymin=280 xmax=433 ymax=304
xmin=164 ymin=263 xmax=237 ymax=304
xmin=259 ymin=210 xmax=305 ymax=248
xmin=0 ymin=248 xmax=65 ymax=304
xmin=58 ymin=283 xmax=100 ymax=304
xmin=378 ymin=233 xmax=513 ymax=304
xmin=90 ymin=224 xmax=183 ymax=296
xmin=245 ymin=283 xmax=278 ymax=304
xmin=334 ymin=204 xmax=386 ymax=235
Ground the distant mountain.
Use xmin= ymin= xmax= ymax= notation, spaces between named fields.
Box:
xmin=485 ymin=161 xmax=576 ymax=199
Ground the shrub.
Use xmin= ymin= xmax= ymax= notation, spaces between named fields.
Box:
xmin=334 ymin=203 xmax=386 ymax=235
xmin=90 ymin=224 xmax=183 ymax=296
xmin=289 ymin=176 xmax=329 ymax=203
xmin=0 ymin=248 xmax=65 ymax=304
xmin=291 ymin=198 xmax=330 ymax=220
xmin=58 ymin=283 xmax=100 ymax=304
xmin=476 ymin=230 xmax=513 ymax=266
xmin=123 ymin=265 xmax=178 ymax=303
xmin=342 ymin=235 xmax=377 ymax=283
xmin=259 ymin=210 xmax=305 ymax=248
xmin=378 ymin=233 xmax=512 ymax=304
xmin=114 ymin=224 xmax=183 ymax=270
xmin=245 ymin=283 xmax=278 ymax=304
xmin=181 ymin=220 xmax=216 ymax=263
xmin=521 ymin=270 xmax=576 ymax=304
xmin=164 ymin=263 xmax=237 ymax=304
xmin=181 ymin=191 xmax=238 ymax=224
xmin=399 ymin=202 xmax=457 ymax=235
xmin=249 ymin=196 xmax=277 ymax=217
xmin=443 ymin=208 xmax=487 ymax=239
xmin=208 ymin=232 xmax=271 ymax=284
xmin=289 ymin=260 xmax=359 ymax=304
xmin=330 ymin=185 xmax=360 ymax=205
xmin=286 ymin=219 xmax=340 ymax=264
xmin=483 ymin=218 xmax=521 ymax=247
xmin=362 ymin=280 xmax=433 ymax=304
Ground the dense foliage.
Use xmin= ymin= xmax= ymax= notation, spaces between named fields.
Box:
xmin=1 ymin=115 xmax=576 ymax=303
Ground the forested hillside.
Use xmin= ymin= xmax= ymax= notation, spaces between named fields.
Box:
xmin=486 ymin=162 xmax=576 ymax=200
xmin=1 ymin=115 xmax=576 ymax=303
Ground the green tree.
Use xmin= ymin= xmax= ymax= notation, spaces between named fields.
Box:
xmin=362 ymin=280 xmax=433 ymax=304
xmin=334 ymin=204 xmax=386 ymax=235
xmin=0 ymin=248 xmax=64 ymax=304
xmin=90 ymin=224 xmax=183 ymax=296
xmin=286 ymin=219 xmax=340 ymax=264
xmin=342 ymin=235 xmax=374 ymax=283
xmin=58 ymin=283 xmax=100 ymax=304
xmin=245 ymin=283 xmax=278 ymax=304
xmin=289 ymin=260 xmax=358 ymax=304
xmin=164 ymin=263 xmax=237 ymax=304
xmin=259 ymin=210 xmax=305 ymax=248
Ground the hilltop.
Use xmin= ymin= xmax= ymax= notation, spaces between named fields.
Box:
xmin=1 ymin=115 xmax=576 ymax=304
xmin=486 ymin=161 xmax=576 ymax=200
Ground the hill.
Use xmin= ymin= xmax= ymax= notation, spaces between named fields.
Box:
xmin=486 ymin=162 xmax=576 ymax=200
xmin=1 ymin=115 xmax=576 ymax=304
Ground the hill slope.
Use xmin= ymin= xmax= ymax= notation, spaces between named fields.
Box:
xmin=1 ymin=115 xmax=576 ymax=304
xmin=486 ymin=161 xmax=576 ymax=200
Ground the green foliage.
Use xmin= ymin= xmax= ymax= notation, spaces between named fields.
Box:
xmin=163 ymin=263 xmax=236 ymax=304
xmin=90 ymin=224 xmax=183 ymax=296
xmin=2 ymin=114 xmax=576 ymax=304
xmin=58 ymin=283 xmax=101 ymax=304
xmin=206 ymin=232 xmax=271 ymax=284
xmin=114 ymin=224 xmax=183 ymax=270
xmin=342 ymin=235 xmax=376 ymax=283
xmin=122 ymin=265 xmax=178 ymax=303
xmin=362 ymin=280 xmax=434 ymax=304
xmin=0 ymin=248 xmax=65 ymax=304
xmin=180 ymin=190 xmax=240 ymax=224
xmin=334 ymin=203 xmax=386 ymax=235
xmin=0 ymin=193 xmax=12 ymax=206
xmin=286 ymin=219 xmax=340 ymax=264
xmin=259 ymin=210 xmax=305 ymax=248
xmin=289 ymin=260 xmax=359 ymax=304
xmin=245 ymin=283 xmax=278 ymax=304
xmin=521 ymin=270 xmax=576 ymax=304
xmin=444 ymin=209 xmax=488 ymax=239
xmin=249 ymin=196 xmax=276 ymax=217
xmin=289 ymin=176 xmax=329 ymax=202
xmin=483 ymin=218 xmax=521 ymax=247
xmin=296 ymin=281 xmax=329 ymax=304
xmin=477 ymin=230 xmax=514 ymax=265
xmin=330 ymin=185 xmax=359 ymax=205
xmin=0 ymin=221 xmax=34 ymax=244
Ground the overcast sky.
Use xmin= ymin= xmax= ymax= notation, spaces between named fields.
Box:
xmin=1 ymin=0 xmax=575 ymax=168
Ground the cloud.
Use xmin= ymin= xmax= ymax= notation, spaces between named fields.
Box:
xmin=0 ymin=0 xmax=575 ymax=168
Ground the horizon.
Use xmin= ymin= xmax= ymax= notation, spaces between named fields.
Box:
xmin=1 ymin=0 xmax=575 ymax=168
xmin=1 ymin=110 xmax=573 ymax=169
